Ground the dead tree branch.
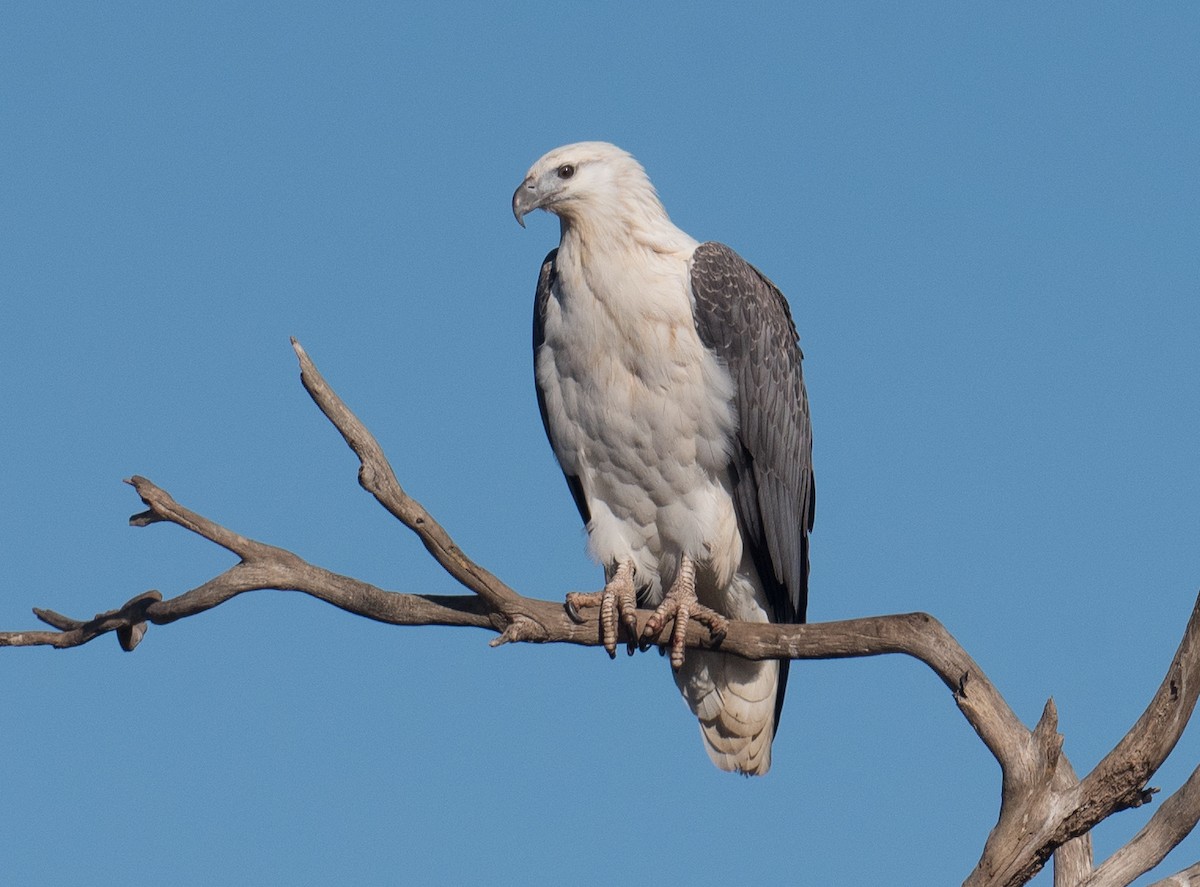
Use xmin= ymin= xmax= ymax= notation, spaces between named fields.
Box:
xmin=2 ymin=339 xmax=1197 ymax=887
xmin=1149 ymin=861 xmax=1200 ymax=886
xmin=1084 ymin=765 xmax=1200 ymax=887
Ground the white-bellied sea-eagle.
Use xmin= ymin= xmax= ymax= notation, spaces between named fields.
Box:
xmin=513 ymin=142 xmax=814 ymax=775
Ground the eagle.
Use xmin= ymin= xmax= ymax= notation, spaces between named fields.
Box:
xmin=513 ymin=142 xmax=814 ymax=775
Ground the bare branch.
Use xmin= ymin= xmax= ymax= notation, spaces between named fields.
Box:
xmin=1084 ymin=765 xmax=1200 ymax=886
xmin=0 ymin=591 xmax=163 ymax=650
xmin=0 ymin=478 xmax=1043 ymax=690
xmin=963 ymin=591 xmax=1200 ymax=887
xmin=1149 ymin=861 xmax=1200 ymax=887
xmin=1055 ymin=831 xmax=1095 ymax=887
xmin=291 ymin=337 xmax=519 ymax=611
xmin=3 ymin=338 xmax=1198 ymax=887
xmin=1073 ymin=595 xmax=1200 ymax=819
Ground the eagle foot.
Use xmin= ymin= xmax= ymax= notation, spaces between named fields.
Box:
xmin=640 ymin=555 xmax=728 ymax=669
xmin=564 ymin=560 xmax=638 ymax=658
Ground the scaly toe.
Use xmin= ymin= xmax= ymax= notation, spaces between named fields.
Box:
xmin=639 ymin=597 xmax=678 ymax=651
xmin=639 ymin=556 xmax=728 ymax=665
xmin=564 ymin=562 xmax=639 ymax=659
xmin=691 ymin=605 xmax=729 ymax=645
xmin=668 ymin=600 xmax=698 ymax=669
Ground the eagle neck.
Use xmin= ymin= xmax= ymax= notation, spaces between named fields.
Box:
xmin=557 ymin=207 xmax=696 ymax=271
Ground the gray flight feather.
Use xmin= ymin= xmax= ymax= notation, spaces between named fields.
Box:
xmin=689 ymin=241 xmax=814 ymax=626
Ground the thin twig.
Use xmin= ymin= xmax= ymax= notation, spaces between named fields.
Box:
xmin=292 ymin=338 xmax=519 ymax=611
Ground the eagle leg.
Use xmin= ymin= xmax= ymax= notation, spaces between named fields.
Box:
xmin=640 ymin=555 xmax=729 ymax=669
xmin=565 ymin=560 xmax=639 ymax=658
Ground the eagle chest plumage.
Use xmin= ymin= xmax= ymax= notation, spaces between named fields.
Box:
xmin=534 ymin=243 xmax=743 ymax=604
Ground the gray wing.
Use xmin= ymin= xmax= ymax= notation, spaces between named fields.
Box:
xmin=532 ymin=248 xmax=591 ymax=526
xmin=690 ymin=241 xmax=814 ymax=625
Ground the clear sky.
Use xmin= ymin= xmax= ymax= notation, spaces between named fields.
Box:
xmin=2 ymin=3 xmax=1198 ymax=885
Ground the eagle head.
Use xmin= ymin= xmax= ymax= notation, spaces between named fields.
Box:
xmin=512 ymin=141 xmax=655 ymax=228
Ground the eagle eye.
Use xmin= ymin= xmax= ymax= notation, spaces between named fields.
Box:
xmin=556 ymin=164 xmax=576 ymax=180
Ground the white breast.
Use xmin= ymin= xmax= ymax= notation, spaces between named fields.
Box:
xmin=536 ymin=241 xmax=743 ymax=602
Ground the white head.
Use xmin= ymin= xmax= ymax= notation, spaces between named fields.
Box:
xmin=512 ymin=141 xmax=667 ymax=231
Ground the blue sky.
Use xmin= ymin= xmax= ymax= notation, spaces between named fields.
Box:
xmin=2 ymin=3 xmax=1198 ymax=885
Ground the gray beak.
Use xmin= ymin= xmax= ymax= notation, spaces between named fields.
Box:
xmin=512 ymin=177 xmax=539 ymax=228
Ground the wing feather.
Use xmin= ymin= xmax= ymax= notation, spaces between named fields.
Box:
xmin=532 ymin=249 xmax=591 ymax=526
xmin=690 ymin=241 xmax=814 ymax=624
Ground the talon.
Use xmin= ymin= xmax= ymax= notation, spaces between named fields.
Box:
xmin=563 ymin=561 xmax=638 ymax=658
xmin=621 ymin=609 xmax=639 ymax=656
xmin=565 ymin=590 xmax=603 ymax=622
xmin=639 ymin=613 xmax=663 ymax=652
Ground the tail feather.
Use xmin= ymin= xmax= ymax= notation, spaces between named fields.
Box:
xmin=675 ymin=649 xmax=780 ymax=776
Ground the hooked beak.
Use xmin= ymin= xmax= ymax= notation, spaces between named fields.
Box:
xmin=512 ymin=176 xmax=540 ymax=228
